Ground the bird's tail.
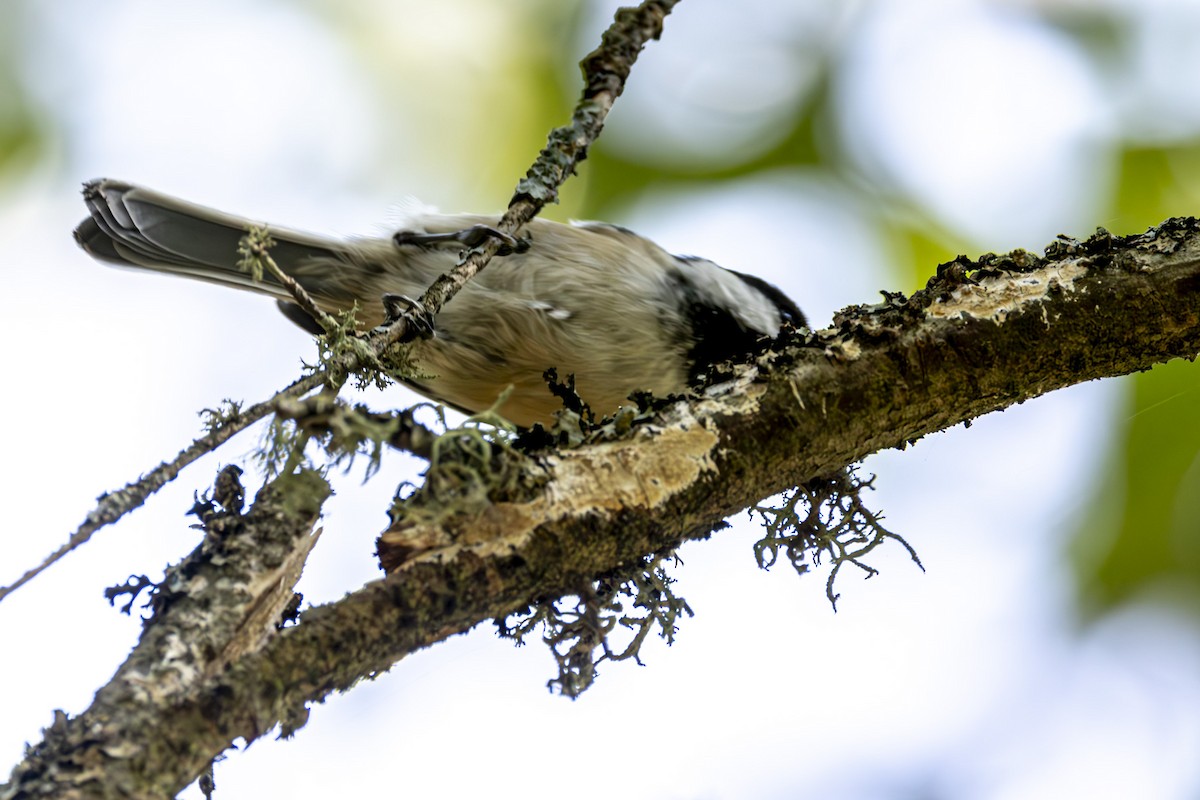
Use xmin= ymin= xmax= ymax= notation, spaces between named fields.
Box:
xmin=74 ymin=179 xmax=386 ymax=328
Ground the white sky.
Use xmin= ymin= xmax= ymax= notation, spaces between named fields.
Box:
xmin=2 ymin=0 xmax=1199 ymax=798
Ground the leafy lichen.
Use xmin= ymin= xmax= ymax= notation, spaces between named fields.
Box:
xmin=496 ymin=551 xmax=691 ymax=698
xmin=198 ymin=399 xmax=245 ymax=434
xmin=751 ymin=467 xmax=923 ymax=610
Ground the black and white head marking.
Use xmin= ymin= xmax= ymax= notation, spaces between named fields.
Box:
xmin=669 ymin=255 xmax=806 ymax=383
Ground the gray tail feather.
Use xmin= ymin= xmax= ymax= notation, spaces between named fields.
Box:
xmin=73 ymin=179 xmax=347 ymax=300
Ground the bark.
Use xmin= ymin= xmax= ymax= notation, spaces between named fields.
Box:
xmin=5 ymin=221 xmax=1200 ymax=799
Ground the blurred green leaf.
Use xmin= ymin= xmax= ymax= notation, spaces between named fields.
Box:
xmin=1036 ymin=7 xmax=1128 ymax=65
xmin=0 ymin=112 xmax=39 ymax=176
xmin=879 ymin=213 xmax=970 ymax=292
xmin=1109 ymin=142 xmax=1200 ymax=233
xmin=1073 ymin=359 xmax=1200 ymax=614
xmin=577 ymin=61 xmax=834 ymax=220
xmin=1067 ymin=138 xmax=1200 ymax=617
xmin=0 ymin=6 xmax=44 ymax=183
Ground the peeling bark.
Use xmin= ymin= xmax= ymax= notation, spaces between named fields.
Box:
xmin=6 ymin=222 xmax=1199 ymax=799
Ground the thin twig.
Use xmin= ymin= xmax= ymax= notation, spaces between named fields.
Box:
xmin=373 ymin=0 xmax=681 ymax=348
xmin=274 ymin=395 xmax=440 ymax=462
xmin=0 ymin=372 xmax=323 ymax=604
xmin=239 ymin=226 xmax=341 ymax=335
xmin=1 ymin=243 xmax=343 ymax=604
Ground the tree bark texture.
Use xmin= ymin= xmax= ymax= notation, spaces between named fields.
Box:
xmin=6 ymin=222 xmax=1200 ymax=798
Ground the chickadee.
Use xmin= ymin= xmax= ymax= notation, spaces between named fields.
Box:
xmin=74 ymin=179 xmax=805 ymax=427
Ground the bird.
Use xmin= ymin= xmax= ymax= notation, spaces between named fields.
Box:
xmin=74 ymin=179 xmax=805 ymax=428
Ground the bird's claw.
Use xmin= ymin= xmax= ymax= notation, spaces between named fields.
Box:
xmin=393 ymin=225 xmax=530 ymax=255
xmin=380 ymin=293 xmax=436 ymax=339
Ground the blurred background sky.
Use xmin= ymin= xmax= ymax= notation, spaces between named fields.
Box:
xmin=2 ymin=0 xmax=1200 ymax=797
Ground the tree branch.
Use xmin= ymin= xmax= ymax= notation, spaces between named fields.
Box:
xmin=0 ymin=372 xmax=323 ymax=605
xmin=375 ymin=0 xmax=681 ymax=347
xmin=2 ymin=3 xmax=687 ymax=797
xmin=8 ymin=219 xmax=1200 ymax=797
xmin=0 ymin=0 xmax=681 ymax=609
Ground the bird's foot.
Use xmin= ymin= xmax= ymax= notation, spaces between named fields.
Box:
xmin=393 ymin=225 xmax=530 ymax=255
xmin=380 ymin=293 xmax=436 ymax=339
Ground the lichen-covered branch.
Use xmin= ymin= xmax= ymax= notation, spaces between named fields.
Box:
xmin=0 ymin=372 xmax=323 ymax=605
xmin=8 ymin=221 xmax=1200 ymax=799
xmin=376 ymin=0 xmax=681 ymax=347
xmin=4 ymin=466 xmax=329 ymax=800
xmin=274 ymin=395 xmax=440 ymax=463
xmin=0 ymin=0 xmax=681 ymax=610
